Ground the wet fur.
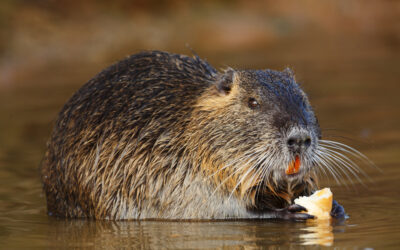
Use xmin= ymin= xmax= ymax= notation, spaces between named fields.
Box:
xmin=41 ymin=51 xmax=320 ymax=219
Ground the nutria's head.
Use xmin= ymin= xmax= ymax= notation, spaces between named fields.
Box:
xmin=188 ymin=68 xmax=321 ymax=208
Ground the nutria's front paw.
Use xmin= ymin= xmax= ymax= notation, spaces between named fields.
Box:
xmin=331 ymin=200 xmax=346 ymax=219
xmin=275 ymin=204 xmax=315 ymax=221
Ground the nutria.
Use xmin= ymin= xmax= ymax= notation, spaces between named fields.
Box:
xmin=41 ymin=50 xmax=346 ymax=220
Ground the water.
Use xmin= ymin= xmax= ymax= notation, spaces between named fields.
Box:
xmin=1 ymin=2 xmax=400 ymax=249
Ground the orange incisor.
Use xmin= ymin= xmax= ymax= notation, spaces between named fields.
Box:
xmin=286 ymin=155 xmax=301 ymax=175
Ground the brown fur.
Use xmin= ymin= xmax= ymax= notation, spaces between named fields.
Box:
xmin=41 ymin=51 xmax=320 ymax=219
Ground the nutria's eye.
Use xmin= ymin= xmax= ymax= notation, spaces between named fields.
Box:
xmin=248 ymin=98 xmax=259 ymax=109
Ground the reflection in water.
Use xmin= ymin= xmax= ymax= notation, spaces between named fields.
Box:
xmin=45 ymin=219 xmax=338 ymax=248
xmin=300 ymin=220 xmax=334 ymax=246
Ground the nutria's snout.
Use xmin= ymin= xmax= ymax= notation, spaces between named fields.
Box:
xmin=286 ymin=130 xmax=312 ymax=155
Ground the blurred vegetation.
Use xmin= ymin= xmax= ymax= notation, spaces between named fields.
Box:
xmin=0 ymin=0 xmax=399 ymax=88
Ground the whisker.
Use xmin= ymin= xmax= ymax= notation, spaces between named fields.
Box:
xmin=210 ymin=166 xmax=242 ymax=196
xmin=322 ymin=146 xmax=366 ymax=175
xmin=241 ymin=149 xmax=277 ymax=202
xmin=320 ymin=140 xmax=378 ymax=170
xmin=206 ymin=150 xmax=262 ymax=180
xmin=314 ymin=150 xmax=345 ymax=185
xmin=227 ymin=162 xmax=258 ymax=200
xmin=227 ymin=149 xmax=274 ymax=201
xmin=253 ymin=151 xmax=277 ymax=200
xmin=210 ymin=153 xmax=259 ymax=197
xmin=320 ymin=147 xmax=368 ymax=186
xmin=311 ymin=157 xmax=325 ymax=183
xmin=315 ymin=152 xmax=341 ymax=185
xmin=320 ymin=141 xmax=376 ymax=183
xmin=317 ymin=149 xmax=357 ymax=188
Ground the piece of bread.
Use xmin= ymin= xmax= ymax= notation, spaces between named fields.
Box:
xmin=294 ymin=188 xmax=333 ymax=220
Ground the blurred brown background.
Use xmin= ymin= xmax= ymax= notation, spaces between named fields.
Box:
xmin=1 ymin=0 xmax=399 ymax=86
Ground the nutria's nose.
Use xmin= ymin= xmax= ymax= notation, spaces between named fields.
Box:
xmin=287 ymin=132 xmax=311 ymax=154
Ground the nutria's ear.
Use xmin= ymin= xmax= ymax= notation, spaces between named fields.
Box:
xmin=283 ymin=67 xmax=296 ymax=80
xmin=216 ymin=69 xmax=237 ymax=95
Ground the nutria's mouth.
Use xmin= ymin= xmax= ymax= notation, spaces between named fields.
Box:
xmin=285 ymin=171 xmax=302 ymax=179
xmin=285 ymin=155 xmax=301 ymax=175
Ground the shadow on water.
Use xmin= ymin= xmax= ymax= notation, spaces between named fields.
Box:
xmin=0 ymin=0 xmax=399 ymax=248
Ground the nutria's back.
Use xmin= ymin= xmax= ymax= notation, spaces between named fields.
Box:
xmin=42 ymin=51 xmax=322 ymax=220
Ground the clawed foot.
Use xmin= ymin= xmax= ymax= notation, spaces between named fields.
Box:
xmin=273 ymin=200 xmax=346 ymax=221
xmin=274 ymin=204 xmax=315 ymax=221
xmin=331 ymin=200 xmax=346 ymax=219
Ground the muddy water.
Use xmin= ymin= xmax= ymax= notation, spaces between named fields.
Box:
xmin=0 ymin=48 xmax=399 ymax=248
